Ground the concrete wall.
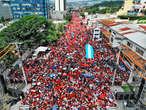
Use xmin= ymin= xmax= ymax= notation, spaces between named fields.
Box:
xmin=55 ymin=0 xmax=66 ymax=12
xmin=110 ymin=31 xmax=123 ymax=48
xmin=60 ymin=0 xmax=65 ymax=11
xmin=51 ymin=11 xmax=66 ymax=20
xmin=55 ymin=0 xmax=60 ymax=11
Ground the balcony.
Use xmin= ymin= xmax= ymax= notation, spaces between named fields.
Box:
xmin=100 ymin=27 xmax=111 ymax=39
xmin=122 ymin=45 xmax=146 ymax=80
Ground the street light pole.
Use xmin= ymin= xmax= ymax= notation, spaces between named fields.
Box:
xmin=10 ymin=42 xmax=27 ymax=85
xmin=112 ymin=41 xmax=122 ymax=86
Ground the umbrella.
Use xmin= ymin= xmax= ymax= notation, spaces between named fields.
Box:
xmin=67 ymin=88 xmax=72 ymax=93
xmin=91 ymin=75 xmax=94 ymax=79
xmin=52 ymin=104 xmax=58 ymax=110
xmin=52 ymin=66 xmax=56 ymax=70
xmin=84 ymin=74 xmax=88 ymax=78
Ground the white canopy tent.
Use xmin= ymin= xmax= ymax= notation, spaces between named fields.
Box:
xmin=32 ymin=46 xmax=50 ymax=59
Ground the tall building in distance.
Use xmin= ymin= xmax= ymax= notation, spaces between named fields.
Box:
xmin=116 ymin=0 xmax=134 ymax=15
xmin=10 ymin=0 xmax=48 ymax=20
xmin=55 ymin=0 xmax=66 ymax=11
xmin=0 ymin=0 xmax=12 ymax=20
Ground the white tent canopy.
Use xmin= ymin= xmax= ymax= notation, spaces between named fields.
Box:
xmin=33 ymin=46 xmax=48 ymax=56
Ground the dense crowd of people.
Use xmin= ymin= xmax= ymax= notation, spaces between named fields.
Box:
xmin=9 ymin=13 xmax=130 ymax=110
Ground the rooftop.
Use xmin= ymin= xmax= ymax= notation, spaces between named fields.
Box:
xmin=139 ymin=25 xmax=146 ymax=31
xmin=119 ymin=27 xmax=131 ymax=31
xmin=98 ymin=20 xmax=119 ymax=27
xmin=108 ymin=23 xmax=146 ymax=49
xmin=100 ymin=27 xmax=111 ymax=39
xmin=99 ymin=20 xmax=146 ymax=33
xmin=124 ymin=32 xmax=146 ymax=49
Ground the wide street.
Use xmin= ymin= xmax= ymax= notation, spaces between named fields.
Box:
xmin=7 ymin=13 xmax=132 ymax=110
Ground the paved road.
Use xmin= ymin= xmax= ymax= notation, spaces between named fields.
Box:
xmin=0 ymin=21 xmax=14 ymax=32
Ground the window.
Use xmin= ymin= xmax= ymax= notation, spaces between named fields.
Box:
xmin=136 ymin=47 xmax=144 ymax=56
xmin=127 ymin=41 xmax=133 ymax=48
xmin=113 ymin=32 xmax=116 ymax=35
xmin=95 ymin=30 xmax=99 ymax=32
xmin=111 ymin=37 xmax=113 ymax=43
xmin=111 ymin=35 xmax=115 ymax=38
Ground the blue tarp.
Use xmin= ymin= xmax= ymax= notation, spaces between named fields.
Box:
xmin=83 ymin=74 xmax=94 ymax=79
xmin=84 ymin=74 xmax=88 ymax=78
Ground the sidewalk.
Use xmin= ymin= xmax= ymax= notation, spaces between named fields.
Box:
xmin=111 ymin=86 xmax=124 ymax=93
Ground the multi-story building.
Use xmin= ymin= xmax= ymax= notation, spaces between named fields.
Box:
xmin=93 ymin=27 xmax=101 ymax=39
xmin=117 ymin=0 xmax=134 ymax=15
xmin=0 ymin=0 xmax=12 ymax=21
xmin=98 ymin=20 xmax=146 ymax=83
xmin=10 ymin=0 xmax=48 ymax=20
xmin=128 ymin=2 xmax=146 ymax=16
xmin=98 ymin=20 xmax=146 ymax=106
xmin=55 ymin=0 xmax=66 ymax=12
xmin=117 ymin=0 xmax=146 ymax=16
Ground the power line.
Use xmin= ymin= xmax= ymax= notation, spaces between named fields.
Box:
xmin=0 ymin=44 xmax=10 ymax=55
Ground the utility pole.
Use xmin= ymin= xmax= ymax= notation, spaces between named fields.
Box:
xmin=112 ymin=41 xmax=122 ymax=86
xmin=135 ymin=78 xmax=146 ymax=109
xmin=128 ymin=62 xmax=135 ymax=83
xmin=10 ymin=42 xmax=27 ymax=85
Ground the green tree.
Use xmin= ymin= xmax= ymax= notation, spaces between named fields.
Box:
xmin=64 ymin=13 xmax=72 ymax=21
xmin=0 ymin=15 xmax=56 ymax=47
xmin=1 ymin=16 xmax=5 ymax=23
xmin=144 ymin=9 xmax=146 ymax=15
xmin=91 ymin=7 xmax=99 ymax=14
xmin=98 ymin=9 xmax=107 ymax=14
xmin=81 ymin=1 xmax=124 ymax=14
xmin=0 ymin=15 xmax=57 ymax=68
xmin=106 ymin=9 xmax=111 ymax=13
xmin=80 ymin=11 xmax=85 ymax=18
xmin=0 ymin=16 xmax=8 ymax=26
xmin=58 ymin=21 xmax=69 ymax=32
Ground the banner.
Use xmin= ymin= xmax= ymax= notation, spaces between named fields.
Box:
xmin=85 ymin=44 xmax=94 ymax=59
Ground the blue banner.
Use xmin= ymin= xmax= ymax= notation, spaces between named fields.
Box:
xmin=85 ymin=44 xmax=94 ymax=59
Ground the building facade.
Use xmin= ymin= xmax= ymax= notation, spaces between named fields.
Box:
xmin=98 ymin=20 xmax=146 ymax=84
xmin=117 ymin=0 xmax=146 ymax=16
xmin=10 ymin=0 xmax=48 ymax=20
xmin=0 ymin=0 xmax=12 ymax=21
xmin=117 ymin=0 xmax=134 ymax=15
xmin=55 ymin=0 xmax=66 ymax=12
xmin=93 ymin=27 xmax=101 ymax=39
xmin=127 ymin=2 xmax=146 ymax=16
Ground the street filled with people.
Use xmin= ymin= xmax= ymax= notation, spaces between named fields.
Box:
xmin=9 ymin=13 xmax=130 ymax=110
